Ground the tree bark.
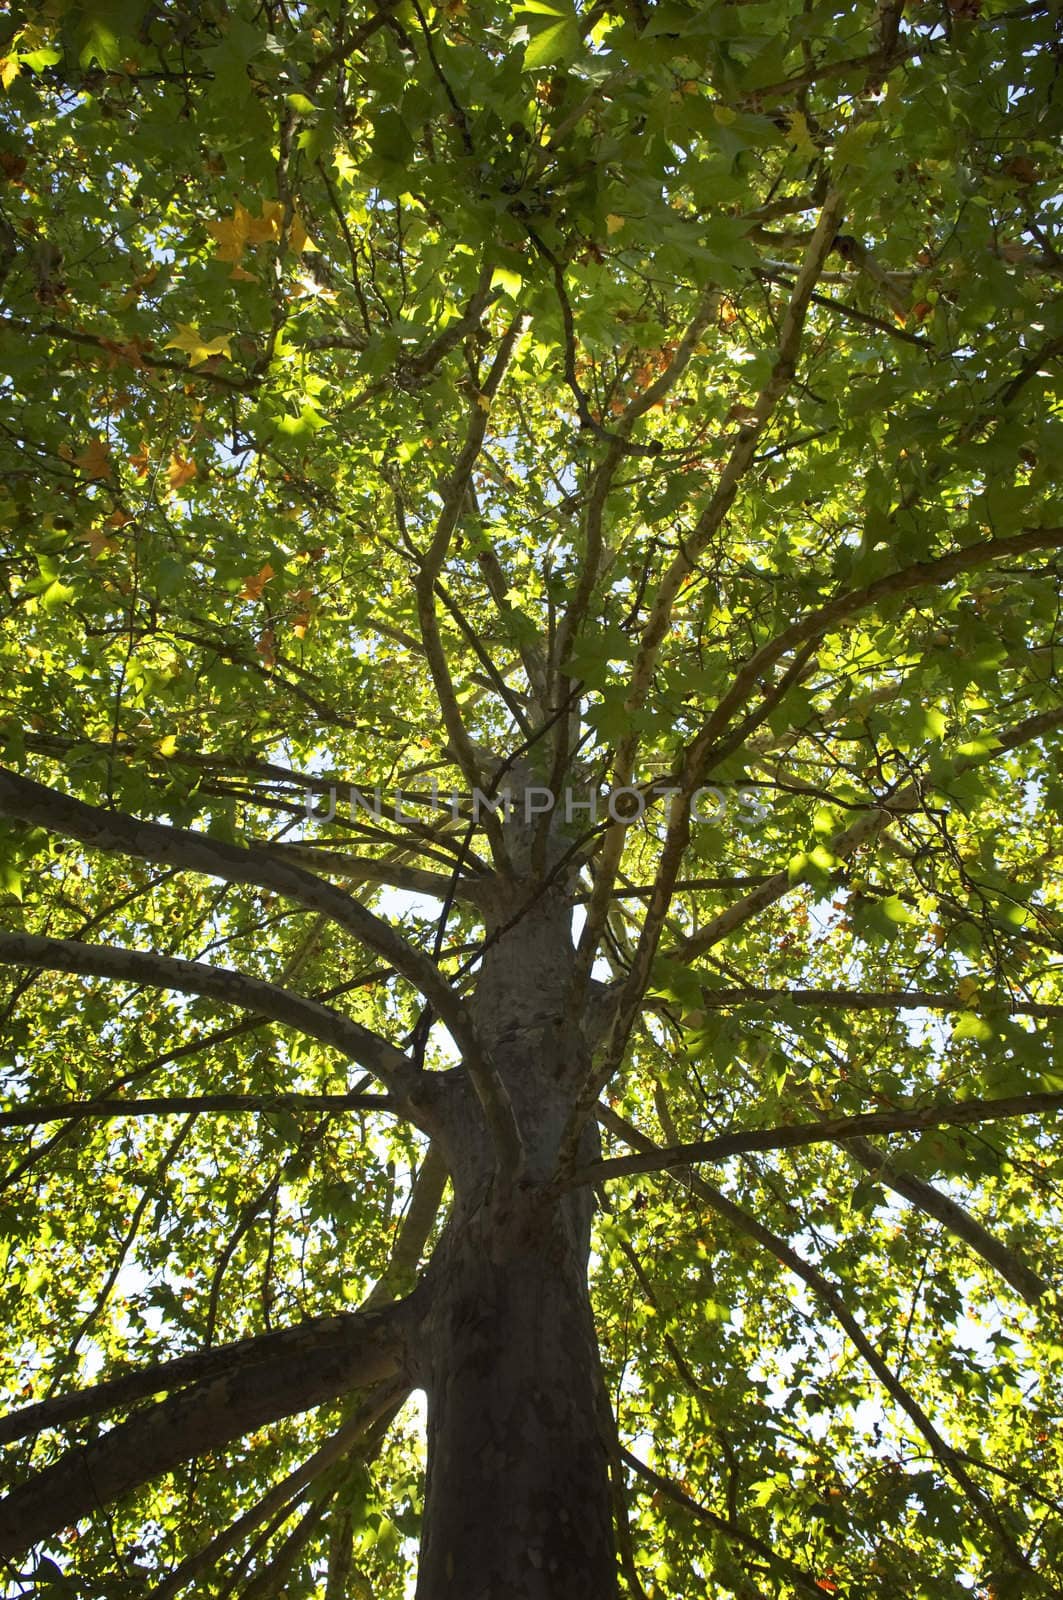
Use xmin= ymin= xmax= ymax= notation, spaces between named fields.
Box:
xmin=416 ymin=1186 xmax=615 ymax=1600
xmin=415 ymin=847 xmax=617 ymax=1598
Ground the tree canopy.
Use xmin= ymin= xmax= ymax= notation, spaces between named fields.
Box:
xmin=1 ymin=0 xmax=1062 ymax=1595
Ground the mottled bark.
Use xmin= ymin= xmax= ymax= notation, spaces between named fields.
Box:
xmin=416 ymin=1188 xmax=615 ymax=1600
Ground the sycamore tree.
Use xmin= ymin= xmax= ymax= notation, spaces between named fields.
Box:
xmin=1 ymin=0 xmax=1062 ymax=1595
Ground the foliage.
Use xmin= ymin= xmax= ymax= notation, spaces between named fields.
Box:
xmin=0 ymin=0 xmax=1062 ymax=1594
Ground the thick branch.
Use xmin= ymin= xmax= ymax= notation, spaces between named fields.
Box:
xmin=0 ymin=1292 xmax=424 ymax=1556
xmin=690 ymin=985 xmax=1063 ymax=1017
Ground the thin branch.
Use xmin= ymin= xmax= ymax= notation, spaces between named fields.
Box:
xmin=576 ymin=1091 xmax=1063 ymax=1185
xmin=150 ymin=1383 xmax=404 ymax=1600
xmin=0 ymin=1090 xmax=393 ymax=1131
xmin=0 ymin=931 xmax=417 ymax=1104
xmin=673 ymin=700 xmax=1063 ymax=963
xmin=600 ymin=1107 xmax=1033 ymax=1570
xmin=0 ymin=766 xmax=484 ymax=1080
xmin=413 ymin=313 xmax=527 ymax=796
xmin=568 ymin=188 xmax=847 ymax=1016
xmin=620 ymin=1450 xmax=826 ymax=1598
xmin=841 ymin=1133 xmax=1048 ymax=1305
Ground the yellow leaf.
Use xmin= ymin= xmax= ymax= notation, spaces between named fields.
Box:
xmin=0 ymin=57 xmax=20 ymax=92
xmin=245 ymin=200 xmax=284 ymax=245
xmin=74 ymin=439 xmax=114 ymax=480
xmin=475 ymin=394 xmax=491 ymax=413
xmin=956 ymin=976 xmax=980 ymax=1007
xmin=229 ymin=264 xmax=259 ymax=282
xmin=605 ymin=213 xmax=625 ymax=235
xmin=158 ymin=734 xmax=178 ymax=757
xmin=333 ymin=148 xmax=357 ymax=184
xmin=288 ymin=212 xmax=320 ymax=254
xmin=206 ymin=202 xmax=252 ymax=263
xmin=167 ymin=452 xmax=197 ymax=490
xmin=241 ymin=562 xmax=275 ymax=601
xmin=163 ymin=324 xmax=233 ymax=366
xmin=713 ymin=104 xmax=737 ymax=125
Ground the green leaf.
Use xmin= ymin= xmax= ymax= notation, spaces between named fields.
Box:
xmin=516 ymin=0 xmax=581 ymax=68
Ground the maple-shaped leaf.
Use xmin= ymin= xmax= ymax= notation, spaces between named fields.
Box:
xmin=241 ymin=562 xmax=275 ymax=601
xmin=164 ymin=324 xmax=233 ymax=366
xmin=246 ymin=201 xmax=284 ymax=246
xmin=167 ymin=452 xmax=197 ymax=490
xmin=74 ymin=439 xmax=114 ymax=479
xmin=128 ymin=444 xmax=151 ymax=478
xmin=206 ymin=202 xmax=252 ymax=263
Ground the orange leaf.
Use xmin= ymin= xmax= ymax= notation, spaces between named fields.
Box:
xmin=74 ymin=439 xmax=114 ymax=480
xmin=167 ymin=452 xmax=197 ymax=491
xmin=256 ymin=626 xmax=276 ymax=666
xmin=129 ymin=443 xmax=151 ymax=478
xmin=241 ymin=562 xmax=275 ymax=601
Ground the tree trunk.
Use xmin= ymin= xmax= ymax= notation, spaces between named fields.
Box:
xmin=416 ymin=1186 xmax=616 ymax=1600
xmin=416 ymin=841 xmax=617 ymax=1597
